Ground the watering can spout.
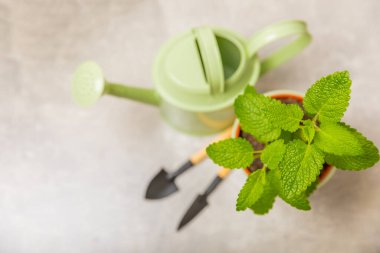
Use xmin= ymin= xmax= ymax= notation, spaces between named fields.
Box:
xmin=105 ymin=83 xmax=160 ymax=106
xmin=71 ymin=61 xmax=160 ymax=107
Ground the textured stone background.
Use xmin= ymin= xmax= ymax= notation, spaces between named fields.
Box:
xmin=0 ymin=0 xmax=379 ymax=252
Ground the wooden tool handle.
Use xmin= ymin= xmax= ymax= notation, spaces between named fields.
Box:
xmin=217 ymin=168 xmax=231 ymax=179
xmin=204 ymin=168 xmax=231 ymax=196
xmin=189 ymin=127 xmax=232 ymax=165
xmin=169 ymin=127 xmax=233 ymax=180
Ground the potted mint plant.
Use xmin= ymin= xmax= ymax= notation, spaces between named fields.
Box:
xmin=206 ymin=71 xmax=379 ymax=214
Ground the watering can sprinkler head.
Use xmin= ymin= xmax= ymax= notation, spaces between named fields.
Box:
xmin=72 ymin=61 xmax=107 ymax=107
xmin=72 ymin=61 xmax=160 ymax=107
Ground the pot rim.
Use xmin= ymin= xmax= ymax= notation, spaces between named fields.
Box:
xmin=231 ymin=89 xmax=336 ymax=188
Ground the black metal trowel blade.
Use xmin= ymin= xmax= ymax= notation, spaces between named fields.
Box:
xmin=145 ymin=169 xmax=179 ymax=199
xmin=177 ymin=194 xmax=208 ymax=231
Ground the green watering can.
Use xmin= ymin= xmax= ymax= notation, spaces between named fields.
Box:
xmin=72 ymin=20 xmax=311 ymax=135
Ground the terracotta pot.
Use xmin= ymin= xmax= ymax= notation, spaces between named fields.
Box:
xmin=231 ymin=89 xmax=336 ymax=188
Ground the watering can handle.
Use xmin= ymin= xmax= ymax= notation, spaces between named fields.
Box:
xmin=193 ymin=27 xmax=225 ymax=95
xmin=247 ymin=20 xmax=312 ymax=76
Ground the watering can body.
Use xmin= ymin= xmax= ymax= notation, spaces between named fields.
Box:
xmin=72 ymin=20 xmax=311 ymax=135
xmin=153 ymin=27 xmax=262 ymax=135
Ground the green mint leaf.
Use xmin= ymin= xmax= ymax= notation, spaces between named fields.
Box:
xmin=293 ymin=129 xmax=305 ymax=142
xmin=280 ymin=192 xmax=311 ymax=211
xmin=267 ymin=168 xmax=282 ymax=191
xmin=314 ymin=122 xmax=364 ymax=156
xmin=270 ymin=169 xmax=312 ymax=210
xmin=250 ymin=180 xmax=277 ymax=215
xmin=261 ymin=140 xmax=286 ymax=170
xmin=206 ymin=138 xmax=254 ymax=169
xmin=236 ymin=169 xmax=266 ymax=211
xmin=244 ymin=85 xmax=258 ymax=96
xmin=280 ymin=130 xmax=293 ymax=143
xmin=305 ymin=180 xmax=319 ymax=197
xmin=234 ymin=93 xmax=303 ymax=142
xmin=270 ymin=169 xmax=312 ymax=211
xmin=302 ymin=119 xmax=315 ymax=143
xmin=278 ymin=140 xmax=325 ymax=199
xmin=272 ymin=103 xmax=304 ymax=132
xmin=303 ymin=71 xmax=351 ymax=123
xmin=325 ymin=123 xmax=380 ymax=170
xmin=234 ymin=93 xmax=281 ymax=142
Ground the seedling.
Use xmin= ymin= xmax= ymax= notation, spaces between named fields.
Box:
xmin=206 ymin=71 xmax=379 ymax=214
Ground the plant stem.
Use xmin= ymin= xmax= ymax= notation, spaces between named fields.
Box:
xmin=312 ymin=113 xmax=319 ymax=124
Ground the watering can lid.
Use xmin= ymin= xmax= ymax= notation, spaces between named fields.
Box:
xmin=153 ymin=26 xmax=257 ymax=112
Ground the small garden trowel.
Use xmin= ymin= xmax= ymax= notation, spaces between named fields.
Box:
xmin=177 ymin=168 xmax=231 ymax=231
xmin=145 ymin=127 xmax=232 ymax=200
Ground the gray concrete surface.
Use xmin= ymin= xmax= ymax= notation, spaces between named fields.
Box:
xmin=1 ymin=0 xmax=380 ymax=252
